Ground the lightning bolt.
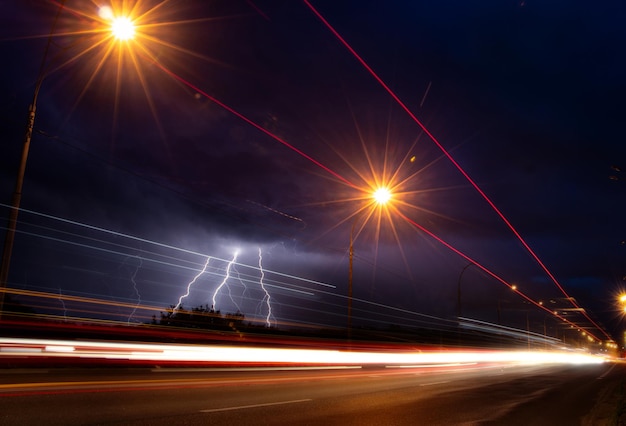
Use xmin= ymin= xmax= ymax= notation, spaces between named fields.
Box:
xmin=227 ymin=263 xmax=245 ymax=313
xmin=127 ymin=257 xmax=143 ymax=324
xmin=257 ymin=247 xmax=274 ymax=327
xmin=174 ymin=256 xmax=211 ymax=312
xmin=212 ymin=251 xmax=239 ymax=310
xmin=58 ymin=288 xmax=67 ymax=322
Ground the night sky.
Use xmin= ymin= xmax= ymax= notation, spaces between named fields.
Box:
xmin=1 ymin=1 xmax=625 ymax=343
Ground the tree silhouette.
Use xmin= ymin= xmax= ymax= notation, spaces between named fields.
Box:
xmin=158 ymin=304 xmax=244 ymax=332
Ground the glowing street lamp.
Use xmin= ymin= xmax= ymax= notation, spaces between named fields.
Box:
xmin=372 ymin=187 xmax=392 ymax=205
xmin=98 ymin=5 xmax=136 ymax=41
xmin=0 ymin=5 xmax=135 ymax=318
xmin=111 ymin=17 xmax=135 ymax=41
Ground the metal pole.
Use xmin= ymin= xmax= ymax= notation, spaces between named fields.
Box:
xmin=0 ymin=2 xmax=65 ymax=319
xmin=347 ymin=219 xmax=356 ymax=341
xmin=457 ymin=262 xmax=474 ymax=318
xmin=527 ymin=312 xmax=530 ymax=349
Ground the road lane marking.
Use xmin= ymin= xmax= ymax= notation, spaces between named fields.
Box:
xmin=200 ymin=399 xmax=312 ymax=413
xmin=151 ymin=366 xmax=360 ymax=373
xmin=597 ymin=363 xmax=617 ymax=380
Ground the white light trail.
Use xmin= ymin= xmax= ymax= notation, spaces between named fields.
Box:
xmin=174 ymin=256 xmax=212 ymax=312
xmin=1 ymin=203 xmax=336 ymax=289
xmin=0 ymin=337 xmax=608 ymax=366
xmin=212 ymin=251 xmax=239 ymax=310
xmin=258 ymin=247 xmax=274 ymax=327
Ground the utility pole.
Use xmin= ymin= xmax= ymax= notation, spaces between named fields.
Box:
xmin=0 ymin=2 xmax=65 ymax=319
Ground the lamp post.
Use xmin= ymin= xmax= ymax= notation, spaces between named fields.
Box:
xmin=347 ymin=186 xmax=391 ymax=340
xmin=0 ymin=4 xmax=134 ymax=318
xmin=0 ymin=3 xmax=67 ymax=318
xmin=347 ymin=219 xmax=356 ymax=337
xmin=456 ymin=262 xmax=475 ymax=319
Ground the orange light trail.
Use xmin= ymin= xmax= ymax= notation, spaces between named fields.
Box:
xmin=302 ymin=0 xmax=611 ymax=341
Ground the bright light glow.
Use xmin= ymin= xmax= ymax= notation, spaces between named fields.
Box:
xmin=98 ymin=6 xmax=114 ymax=20
xmin=619 ymin=294 xmax=626 ymax=303
xmin=111 ymin=16 xmax=135 ymax=41
xmin=373 ymin=187 xmax=392 ymax=205
xmin=0 ymin=337 xmax=607 ymax=366
xmin=44 ymin=345 xmax=75 ymax=353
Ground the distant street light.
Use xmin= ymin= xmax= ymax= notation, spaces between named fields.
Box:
xmin=0 ymin=4 xmax=135 ymax=318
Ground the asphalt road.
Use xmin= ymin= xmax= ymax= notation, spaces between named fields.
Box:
xmin=0 ymin=362 xmax=623 ymax=425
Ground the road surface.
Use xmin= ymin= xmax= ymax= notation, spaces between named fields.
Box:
xmin=0 ymin=362 xmax=623 ymax=425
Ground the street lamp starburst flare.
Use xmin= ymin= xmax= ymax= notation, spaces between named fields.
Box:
xmin=111 ymin=17 xmax=135 ymax=41
xmin=373 ymin=187 xmax=392 ymax=205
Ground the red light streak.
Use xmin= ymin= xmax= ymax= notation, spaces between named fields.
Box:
xmin=303 ymin=0 xmax=611 ymax=341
